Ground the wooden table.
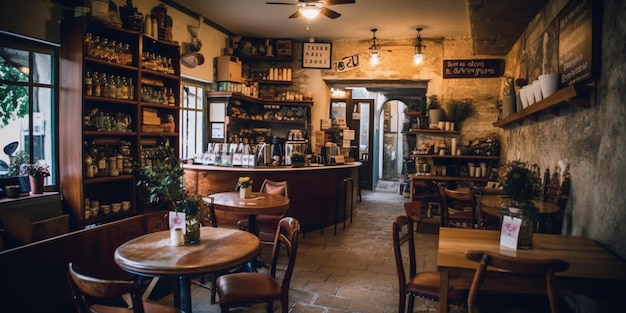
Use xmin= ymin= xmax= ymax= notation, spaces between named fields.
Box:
xmin=203 ymin=191 xmax=289 ymax=235
xmin=480 ymin=194 xmax=561 ymax=217
xmin=437 ymin=228 xmax=626 ymax=312
xmin=114 ymin=227 xmax=260 ymax=313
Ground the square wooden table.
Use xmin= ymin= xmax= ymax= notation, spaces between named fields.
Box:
xmin=437 ymin=228 xmax=626 ymax=312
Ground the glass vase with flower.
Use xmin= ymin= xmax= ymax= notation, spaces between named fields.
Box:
xmin=498 ymin=161 xmax=541 ymax=248
xmin=236 ymin=176 xmax=253 ymax=199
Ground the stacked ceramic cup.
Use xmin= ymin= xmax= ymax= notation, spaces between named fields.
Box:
xmin=519 ymin=74 xmax=558 ymax=109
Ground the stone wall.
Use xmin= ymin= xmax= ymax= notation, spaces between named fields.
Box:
xmin=503 ymin=0 xmax=626 ymax=258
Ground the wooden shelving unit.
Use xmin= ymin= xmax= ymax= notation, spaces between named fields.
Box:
xmin=493 ymin=84 xmax=593 ymax=128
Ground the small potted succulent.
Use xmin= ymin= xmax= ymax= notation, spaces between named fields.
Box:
xmin=21 ymin=161 xmax=51 ymax=194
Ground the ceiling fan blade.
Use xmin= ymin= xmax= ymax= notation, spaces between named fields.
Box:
xmin=288 ymin=10 xmax=302 ymax=18
xmin=320 ymin=7 xmax=341 ymax=19
xmin=323 ymin=0 xmax=355 ymax=5
xmin=265 ymin=2 xmax=298 ymax=5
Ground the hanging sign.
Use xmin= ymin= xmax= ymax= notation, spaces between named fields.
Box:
xmin=443 ymin=59 xmax=504 ymax=78
xmin=336 ymin=54 xmax=360 ymax=72
xmin=558 ymin=0 xmax=596 ymax=87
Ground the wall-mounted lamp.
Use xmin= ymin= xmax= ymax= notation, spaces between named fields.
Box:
xmin=299 ymin=6 xmax=321 ymax=19
xmin=369 ymin=28 xmax=380 ymax=65
xmin=413 ymin=27 xmax=426 ymax=65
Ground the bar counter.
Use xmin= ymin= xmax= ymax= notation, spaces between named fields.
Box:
xmin=183 ymin=162 xmax=360 ymax=234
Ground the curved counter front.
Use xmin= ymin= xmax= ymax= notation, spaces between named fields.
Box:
xmin=183 ymin=163 xmax=360 ymax=234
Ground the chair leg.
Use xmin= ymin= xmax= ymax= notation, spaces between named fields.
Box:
xmin=266 ymin=300 xmax=273 ymax=313
xmin=398 ymin=293 xmax=406 ymax=313
xmin=407 ymin=295 xmax=415 ymax=313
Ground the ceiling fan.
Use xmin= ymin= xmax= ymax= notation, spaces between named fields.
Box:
xmin=265 ymin=0 xmax=356 ymax=19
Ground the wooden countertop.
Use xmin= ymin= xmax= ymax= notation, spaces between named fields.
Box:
xmin=183 ymin=162 xmax=361 ymax=172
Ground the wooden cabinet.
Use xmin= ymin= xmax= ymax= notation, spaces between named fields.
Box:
xmin=59 ymin=17 xmax=180 ymax=229
xmin=207 ymin=91 xmax=311 ymax=143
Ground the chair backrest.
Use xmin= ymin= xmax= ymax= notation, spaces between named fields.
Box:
xmin=465 ymin=251 xmax=570 ymax=313
xmin=268 ymin=217 xmax=300 ymax=295
xmin=440 ymin=185 xmax=476 ymax=228
xmin=392 ymin=215 xmax=416 ymax=292
xmin=67 ymin=262 xmax=144 ymax=313
xmin=260 ymin=179 xmax=288 ymax=198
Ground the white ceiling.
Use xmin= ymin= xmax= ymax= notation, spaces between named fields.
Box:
xmin=167 ymin=0 xmax=470 ymax=42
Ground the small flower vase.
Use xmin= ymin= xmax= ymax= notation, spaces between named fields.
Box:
xmin=239 ymin=186 xmax=251 ymax=199
xmin=184 ymin=216 xmax=201 ymax=244
xmin=29 ymin=175 xmax=44 ymax=195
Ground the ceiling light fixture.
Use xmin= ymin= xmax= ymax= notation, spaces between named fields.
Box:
xmin=413 ymin=27 xmax=426 ymax=65
xmin=369 ymin=28 xmax=380 ymax=65
xmin=299 ymin=6 xmax=321 ymax=19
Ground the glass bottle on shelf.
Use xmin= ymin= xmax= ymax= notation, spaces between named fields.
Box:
xmin=84 ymin=33 xmax=93 ymax=57
xmin=123 ymin=43 xmax=132 ymax=65
xmin=93 ymin=72 xmax=101 ymax=97
xmin=128 ymin=78 xmax=134 ymax=100
xmin=84 ymin=71 xmax=92 ymax=96
xmin=108 ymin=74 xmax=117 ymax=99
xmin=91 ymin=35 xmax=101 ymax=58
xmin=101 ymin=73 xmax=109 ymax=97
xmin=115 ymin=75 xmax=122 ymax=99
xmin=121 ymin=77 xmax=129 ymax=100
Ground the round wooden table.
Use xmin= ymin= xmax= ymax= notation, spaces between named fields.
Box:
xmin=203 ymin=191 xmax=290 ymax=235
xmin=114 ymin=227 xmax=260 ymax=313
xmin=480 ymin=194 xmax=561 ymax=217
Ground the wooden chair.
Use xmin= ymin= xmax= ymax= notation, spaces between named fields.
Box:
xmin=471 ymin=186 xmax=502 ymax=229
xmin=392 ymin=215 xmax=467 ymax=313
xmin=67 ymin=262 xmax=180 ymax=313
xmin=437 ymin=182 xmax=477 ymax=228
xmin=237 ymin=179 xmax=289 ymax=244
xmin=465 ymin=250 xmax=570 ymax=313
xmin=216 ymin=217 xmax=300 ymax=313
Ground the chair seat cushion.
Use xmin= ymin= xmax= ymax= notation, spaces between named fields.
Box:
xmin=216 ymin=272 xmax=281 ymax=304
xmin=407 ymin=271 xmax=466 ymax=301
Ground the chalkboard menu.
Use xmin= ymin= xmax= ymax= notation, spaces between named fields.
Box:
xmin=558 ymin=0 xmax=595 ymax=87
xmin=443 ymin=59 xmax=504 ymax=79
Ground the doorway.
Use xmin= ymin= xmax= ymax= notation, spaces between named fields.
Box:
xmin=380 ymin=100 xmax=407 ymax=181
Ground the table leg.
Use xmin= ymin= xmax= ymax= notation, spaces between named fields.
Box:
xmin=439 ymin=271 xmax=449 ymax=313
xmin=248 ymin=214 xmax=257 ymax=236
xmin=179 ymin=276 xmax=192 ymax=313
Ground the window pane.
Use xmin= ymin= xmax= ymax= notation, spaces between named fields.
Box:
xmin=0 ymin=47 xmax=29 ymax=82
xmin=33 ymin=86 xmax=54 ymax=185
xmin=33 ymin=52 xmax=52 ymax=84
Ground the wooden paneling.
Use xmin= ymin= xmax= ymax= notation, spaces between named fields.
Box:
xmin=0 ymin=212 xmax=167 ymax=313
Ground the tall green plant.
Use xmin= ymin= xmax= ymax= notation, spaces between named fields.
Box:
xmin=136 ymin=140 xmax=199 ymax=216
xmin=447 ymin=99 xmax=476 ymax=128
xmin=0 ymin=62 xmax=29 ymax=128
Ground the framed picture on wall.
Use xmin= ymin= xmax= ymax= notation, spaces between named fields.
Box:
xmin=302 ymin=42 xmax=332 ymax=69
xmin=276 ymin=39 xmax=293 ymax=57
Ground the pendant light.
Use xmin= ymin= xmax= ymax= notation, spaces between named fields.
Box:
xmin=369 ymin=28 xmax=380 ymax=65
xmin=413 ymin=27 xmax=426 ymax=65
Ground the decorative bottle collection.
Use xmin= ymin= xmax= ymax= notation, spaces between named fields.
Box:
xmin=85 ymin=71 xmax=134 ymax=100
xmin=84 ymin=33 xmax=133 ymax=65
xmin=84 ymin=141 xmax=134 ymax=178
xmin=141 ymin=52 xmax=175 ymax=74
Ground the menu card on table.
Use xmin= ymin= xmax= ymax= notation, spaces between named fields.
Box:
xmin=500 ymin=215 xmax=522 ymax=249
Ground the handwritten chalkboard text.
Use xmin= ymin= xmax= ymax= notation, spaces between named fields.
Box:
xmin=443 ymin=59 xmax=504 ymax=78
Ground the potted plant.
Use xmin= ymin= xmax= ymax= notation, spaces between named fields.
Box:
xmin=137 ymin=140 xmax=202 ymax=243
xmin=21 ymin=161 xmax=50 ymax=194
xmin=446 ymin=99 xmax=476 ymax=129
xmin=426 ymin=95 xmax=444 ymax=127
xmin=235 ymin=176 xmax=253 ymax=199
xmin=498 ymin=160 xmax=541 ymax=248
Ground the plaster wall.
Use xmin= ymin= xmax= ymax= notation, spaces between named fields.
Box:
xmin=503 ymin=0 xmax=626 ymax=258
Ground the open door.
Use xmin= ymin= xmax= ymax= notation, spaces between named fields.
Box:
xmin=354 ymin=99 xmax=374 ymax=190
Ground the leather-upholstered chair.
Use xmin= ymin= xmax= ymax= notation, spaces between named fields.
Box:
xmin=237 ymin=179 xmax=289 ymax=245
xmin=216 ymin=217 xmax=300 ymax=313
xmin=67 ymin=262 xmax=180 ymax=313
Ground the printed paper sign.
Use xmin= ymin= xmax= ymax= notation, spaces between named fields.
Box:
xmin=169 ymin=211 xmax=187 ymax=234
xmin=500 ymin=215 xmax=522 ymax=249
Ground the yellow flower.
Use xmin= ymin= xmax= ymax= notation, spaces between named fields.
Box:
xmin=235 ymin=176 xmax=253 ymax=190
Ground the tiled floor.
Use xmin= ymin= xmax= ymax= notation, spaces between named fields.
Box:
xmin=156 ymin=188 xmax=465 ymax=313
